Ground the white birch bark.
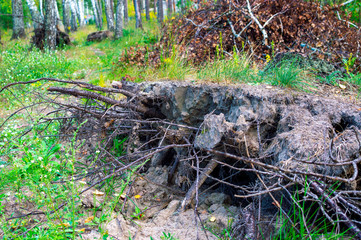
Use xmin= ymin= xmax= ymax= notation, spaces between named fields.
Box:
xmin=114 ymin=0 xmax=123 ymax=39
xmin=63 ymin=0 xmax=71 ymax=32
xmin=39 ymin=0 xmax=44 ymax=18
xmin=104 ymin=0 xmax=115 ymax=31
xmin=77 ymin=0 xmax=85 ymax=26
xmin=91 ymin=0 xmax=100 ymax=28
xmin=45 ymin=0 xmax=57 ymax=49
xmin=54 ymin=1 xmax=65 ymax=31
xmin=133 ymin=0 xmax=142 ymax=28
xmin=70 ymin=0 xmax=78 ymax=31
xmin=25 ymin=0 xmax=43 ymax=30
xmin=11 ymin=0 xmax=26 ymax=39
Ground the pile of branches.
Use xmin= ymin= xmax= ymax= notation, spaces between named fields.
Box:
xmin=120 ymin=0 xmax=361 ymax=73
xmin=2 ymin=79 xmax=361 ymax=238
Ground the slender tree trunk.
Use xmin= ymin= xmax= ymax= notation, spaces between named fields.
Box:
xmin=104 ymin=0 xmax=115 ymax=31
xmin=39 ymin=0 xmax=44 ymax=18
xmin=180 ymin=0 xmax=184 ymax=13
xmin=45 ymin=0 xmax=57 ymax=49
xmin=11 ymin=0 xmax=26 ymax=39
xmin=54 ymin=1 xmax=64 ymax=31
xmin=70 ymin=0 xmax=78 ymax=31
xmin=167 ymin=0 xmax=172 ymax=17
xmin=77 ymin=0 xmax=85 ymax=26
xmin=63 ymin=0 xmax=71 ymax=32
xmin=145 ymin=0 xmax=150 ymax=20
xmin=153 ymin=0 xmax=156 ymax=15
xmin=114 ymin=0 xmax=123 ymax=39
xmin=91 ymin=0 xmax=100 ymax=28
xmin=157 ymin=0 xmax=163 ymax=23
xmin=138 ymin=0 xmax=143 ymax=15
xmin=96 ymin=0 xmax=103 ymax=29
xmin=123 ymin=0 xmax=128 ymax=26
xmin=133 ymin=0 xmax=142 ymax=28
xmin=25 ymin=0 xmax=43 ymax=31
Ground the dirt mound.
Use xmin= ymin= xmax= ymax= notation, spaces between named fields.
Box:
xmin=120 ymin=0 xmax=360 ymax=73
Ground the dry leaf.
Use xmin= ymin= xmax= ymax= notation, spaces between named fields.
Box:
xmin=209 ymin=216 xmax=216 ymax=222
xmin=339 ymin=84 xmax=346 ymax=89
xmin=84 ymin=216 xmax=94 ymax=223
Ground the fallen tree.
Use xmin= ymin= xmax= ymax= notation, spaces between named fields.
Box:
xmin=2 ymin=79 xmax=361 ymax=238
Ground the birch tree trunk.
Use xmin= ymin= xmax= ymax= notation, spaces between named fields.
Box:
xmin=157 ymin=0 xmax=163 ymax=23
xmin=63 ymin=0 xmax=71 ymax=32
xmin=167 ymin=0 xmax=172 ymax=17
xmin=91 ymin=0 xmax=100 ymax=29
xmin=54 ymin=1 xmax=65 ymax=31
xmin=96 ymin=0 xmax=103 ymax=29
xmin=133 ymin=0 xmax=142 ymax=28
xmin=11 ymin=0 xmax=26 ymax=39
xmin=70 ymin=0 xmax=78 ymax=31
xmin=123 ymin=0 xmax=128 ymax=26
xmin=145 ymin=0 xmax=150 ymax=20
xmin=104 ymin=0 xmax=115 ymax=31
xmin=153 ymin=0 xmax=156 ymax=15
xmin=39 ymin=0 xmax=44 ymax=18
xmin=25 ymin=0 xmax=43 ymax=31
xmin=138 ymin=0 xmax=143 ymax=15
xmin=77 ymin=0 xmax=85 ymax=27
xmin=114 ymin=0 xmax=123 ymax=39
xmin=45 ymin=0 xmax=57 ymax=49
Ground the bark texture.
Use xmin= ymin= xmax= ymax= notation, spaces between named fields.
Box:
xmin=44 ymin=0 xmax=57 ymax=49
xmin=157 ymin=0 xmax=163 ymax=23
xmin=115 ymin=0 xmax=123 ymax=39
xmin=26 ymin=0 xmax=43 ymax=31
xmin=63 ymin=0 xmax=71 ymax=32
xmin=11 ymin=0 xmax=26 ymax=39
xmin=104 ymin=0 xmax=115 ymax=31
xmin=77 ymin=0 xmax=85 ymax=27
xmin=145 ymin=0 xmax=150 ymax=20
xmin=133 ymin=0 xmax=143 ymax=28
xmin=91 ymin=0 xmax=101 ymax=29
xmin=70 ymin=0 xmax=78 ymax=31
xmin=123 ymin=0 xmax=128 ymax=26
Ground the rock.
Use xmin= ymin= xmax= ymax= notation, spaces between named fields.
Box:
xmin=154 ymin=200 xmax=180 ymax=221
xmin=204 ymin=192 xmax=231 ymax=206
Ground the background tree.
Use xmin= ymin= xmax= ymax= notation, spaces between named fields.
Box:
xmin=167 ymin=0 xmax=172 ymax=17
xmin=25 ymin=0 xmax=43 ymax=31
xmin=77 ymin=0 xmax=85 ymax=27
xmin=90 ymin=0 xmax=101 ymax=29
xmin=70 ymin=0 xmax=78 ymax=31
xmin=133 ymin=0 xmax=142 ymax=28
xmin=145 ymin=0 xmax=150 ymax=20
xmin=63 ymin=0 xmax=72 ymax=32
xmin=11 ymin=0 xmax=26 ymax=39
xmin=157 ymin=0 xmax=163 ymax=23
xmin=104 ymin=0 xmax=115 ymax=31
xmin=114 ymin=0 xmax=123 ymax=39
xmin=123 ymin=0 xmax=128 ymax=26
xmin=44 ymin=0 xmax=57 ymax=49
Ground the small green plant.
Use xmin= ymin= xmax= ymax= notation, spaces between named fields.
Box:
xmin=160 ymin=232 xmax=179 ymax=240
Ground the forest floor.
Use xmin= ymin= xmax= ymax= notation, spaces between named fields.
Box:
xmin=0 ymin=17 xmax=361 ymax=239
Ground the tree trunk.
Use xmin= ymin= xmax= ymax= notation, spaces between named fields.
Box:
xmin=96 ymin=0 xmax=103 ymax=29
xmin=167 ymin=0 xmax=172 ymax=17
xmin=63 ymin=0 xmax=72 ymax=32
xmin=145 ymin=0 xmax=150 ymax=20
xmin=54 ymin=1 xmax=64 ymax=31
xmin=45 ymin=0 xmax=57 ymax=49
xmin=138 ymin=0 xmax=143 ymax=15
xmin=153 ymin=0 xmax=156 ymax=15
xmin=133 ymin=0 xmax=142 ymax=28
xmin=77 ymin=0 xmax=85 ymax=27
xmin=114 ymin=0 xmax=123 ymax=39
xmin=91 ymin=0 xmax=100 ymax=28
xmin=104 ymin=0 xmax=115 ymax=31
xmin=39 ymin=0 xmax=44 ymax=18
xmin=70 ymin=0 xmax=78 ymax=31
xmin=25 ymin=0 xmax=43 ymax=31
xmin=123 ymin=0 xmax=128 ymax=26
xmin=157 ymin=0 xmax=163 ymax=23
xmin=11 ymin=0 xmax=26 ymax=39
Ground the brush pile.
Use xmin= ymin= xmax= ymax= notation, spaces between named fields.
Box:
xmin=120 ymin=0 xmax=361 ymax=73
